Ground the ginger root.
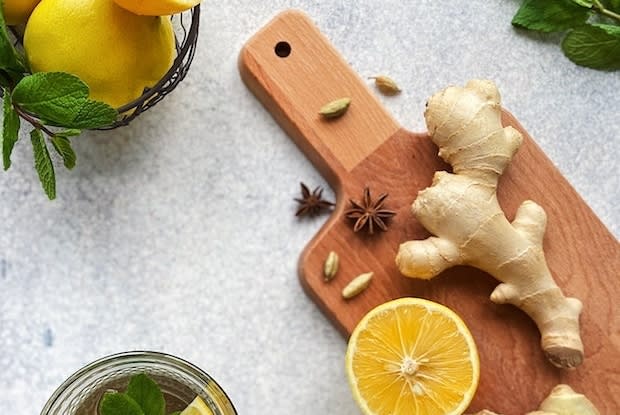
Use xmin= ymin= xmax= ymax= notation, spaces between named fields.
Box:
xmin=395 ymin=80 xmax=583 ymax=368
xmin=467 ymin=384 xmax=599 ymax=415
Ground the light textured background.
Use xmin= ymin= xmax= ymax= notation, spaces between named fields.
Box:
xmin=1 ymin=1 xmax=618 ymax=414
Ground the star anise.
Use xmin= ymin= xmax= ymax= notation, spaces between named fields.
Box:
xmin=345 ymin=187 xmax=396 ymax=234
xmin=294 ymin=182 xmax=335 ymax=217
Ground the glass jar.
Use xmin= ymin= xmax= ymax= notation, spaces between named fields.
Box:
xmin=41 ymin=351 xmax=237 ymax=415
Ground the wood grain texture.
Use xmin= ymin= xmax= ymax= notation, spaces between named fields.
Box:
xmin=239 ymin=10 xmax=620 ymax=414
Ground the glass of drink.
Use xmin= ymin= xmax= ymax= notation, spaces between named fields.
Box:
xmin=41 ymin=351 xmax=237 ymax=415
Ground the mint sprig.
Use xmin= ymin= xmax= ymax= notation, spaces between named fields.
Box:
xmin=30 ymin=128 xmax=55 ymax=199
xmin=99 ymin=373 xmax=185 ymax=415
xmin=512 ymin=0 xmax=620 ymax=70
xmin=2 ymin=87 xmax=19 ymax=169
xmin=126 ymin=374 xmax=166 ymax=415
xmin=0 ymin=7 xmax=118 ymax=200
xmin=100 ymin=392 xmax=145 ymax=415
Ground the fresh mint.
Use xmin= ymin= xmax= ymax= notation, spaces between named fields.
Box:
xmin=2 ymin=87 xmax=19 ymax=170
xmin=11 ymin=72 xmax=89 ymax=119
xmin=511 ymin=0 xmax=620 ymax=70
xmin=11 ymin=72 xmax=117 ymax=129
xmin=562 ymin=24 xmax=620 ymax=69
xmin=70 ymin=99 xmax=118 ymax=129
xmin=100 ymin=392 xmax=145 ymax=415
xmin=50 ymin=135 xmax=76 ymax=170
xmin=99 ymin=373 xmax=186 ymax=415
xmin=0 ymin=4 xmax=26 ymax=78
xmin=30 ymin=129 xmax=56 ymax=200
xmin=512 ymin=0 xmax=591 ymax=32
xmin=0 ymin=7 xmax=118 ymax=199
xmin=126 ymin=373 xmax=166 ymax=415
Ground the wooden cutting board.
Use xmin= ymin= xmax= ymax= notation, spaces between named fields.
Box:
xmin=239 ymin=10 xmax=620 ymax=414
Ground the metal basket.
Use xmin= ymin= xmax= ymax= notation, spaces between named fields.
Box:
xmin=8 ymin=6 xmax=200 ymax=130
xmin=105 ymin=6 xmax=201 ymax=129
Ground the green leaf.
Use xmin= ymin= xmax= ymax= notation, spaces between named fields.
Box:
xmin=55 ymin=128 xmax=82 ymax=138
xmin=100 ymin=392 xmax=145 ymax=415
xmin=562 ymin=24 xmax=620 ymax=69
xmin=71 ymin=100 xmax=118 ymax=129
xmin=0 ymin=70 xmax=11 ymax=88
xmin=12 ymin=72 xmax=90 ymax=125
xmin=126 ymin=374 xmax=165 ymax=415
xmin=608 ymin=0 xmax=620 ymax=13
xmin=512 ymin=0 xmax=591 ymax=32
xmin=12 ymin=72 xmax=117 ymax=129
xmin=595 ymin=23 xmax=620 ymax=35
xmin=571 ymin=0 xmax=593 ymax=7
xmin=30 ymin=129 xmax=56 ymax=200
xmin=2 ymin=88 xmax=20 ymax=170
xmin=51 ymin=135 xmax=76 ymax=170
xmin=0 ymin=5 xmax=27 ymax=76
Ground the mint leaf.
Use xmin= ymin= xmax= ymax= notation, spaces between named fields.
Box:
xmin=512 ymin=0 xmax=591 ymax=32
xmin=12 ymin=72 xmax=89 ymax=125
xmin=12 ymin=72 xmax=117 ymax=129
xmin=100 ymin=392 xmax=145 ymax=415
xmin=562 ymin=24 xmax=620 ymax=69
xmin=30 ymin=129 xmax=56 ymax=200
xmin=126 ymin=373 xmax=165 ymax=415
xmin=571 ymin=0 xmax=593 ymax=7
xmin=0 ymin=6 xmax=26 ymax=75
xmin=51 ymin=135 xmax=76 ymax=170
xmin=596 ymin=23 xmax=620 ymax=35
xmin=71 ymin=100 xmax=118 ymax=129
xmin=55 ymin=128 xmax=82 ymax=138
xmin=0 ymin=70 xmax=11 ymax=88
xmin=2 ymin=88 xmax=19 ymax=170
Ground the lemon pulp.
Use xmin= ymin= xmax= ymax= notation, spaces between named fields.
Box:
xmin=346 ymin=298 xmax=480 ymax=415
xmin=180 ymin=396 xmax=214 ymax=415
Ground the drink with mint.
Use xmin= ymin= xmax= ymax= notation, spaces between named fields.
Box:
xmin=41 ymin=352 xmax=236 ymax=415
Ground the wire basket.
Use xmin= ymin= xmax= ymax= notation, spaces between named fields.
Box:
xmin=105 ymin=6 xmax=201 ymax=129
xmin=7 ymin=6 xmax=200 ymax=130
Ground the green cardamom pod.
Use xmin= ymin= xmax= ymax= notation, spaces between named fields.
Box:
xmin=319 ymin=97 xmax=352 ymax=119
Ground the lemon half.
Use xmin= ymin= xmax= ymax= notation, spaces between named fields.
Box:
xmin=346 ymin=298 xmax=480 ymax=415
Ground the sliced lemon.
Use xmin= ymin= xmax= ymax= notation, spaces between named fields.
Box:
xmin=112 ymin=0 xmax=200 ymax=16
xmin=345 ymin=298 xmax=480 ymax=415
xmin=180 ymin=396 xmax=214 ymax=415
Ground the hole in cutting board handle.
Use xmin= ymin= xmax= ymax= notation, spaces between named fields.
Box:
xmin=275 ymin=41 xmax=291 ymax=58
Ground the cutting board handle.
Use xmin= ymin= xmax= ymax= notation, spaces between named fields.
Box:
xmin=239 ymin=10 xmax=402 ymax=186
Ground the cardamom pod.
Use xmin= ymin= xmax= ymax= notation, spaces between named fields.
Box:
xmin=319 ymin=97 xmax=351 ymax=119
xmin=342 ymin=272 xmax=373 ymax=299
xmin=323 ymin=251 xmax=339 ymax=282
xmin=370 ymin=75 xmax=401 ymax=96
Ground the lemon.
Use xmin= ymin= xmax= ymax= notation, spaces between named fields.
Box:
xmin=24 ymin=0 xmax=175 ymax=108
xmin=346 ymin=298 xmax=480 ymax=415
xmin=113 ymin=0 xmax=200 ymax=16
xmin=180 ymin=396 xmax=214 ymax=415
xmin=3 ymin=0 xmax=41 ymax=25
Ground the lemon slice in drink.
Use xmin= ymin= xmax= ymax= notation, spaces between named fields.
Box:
xmin=180 ymin=396 xmax=214 ymax=415
xmin=345 ymin=298 xmax=480 ymax=415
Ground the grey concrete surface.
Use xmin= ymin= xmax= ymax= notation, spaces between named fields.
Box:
xmin=1 ymin=1 xmax=618 ymax=414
